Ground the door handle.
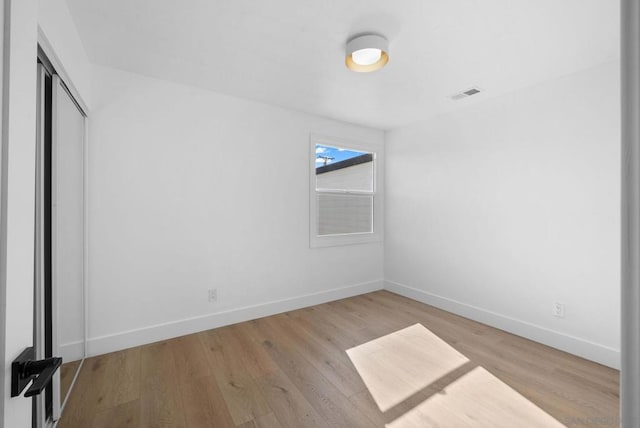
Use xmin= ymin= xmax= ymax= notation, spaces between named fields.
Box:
xmin=11 ymin=347 xmax=63 ymax=397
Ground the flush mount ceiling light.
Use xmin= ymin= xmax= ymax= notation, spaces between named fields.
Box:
xmin=345 ymin=34 xmax=389 ymax=72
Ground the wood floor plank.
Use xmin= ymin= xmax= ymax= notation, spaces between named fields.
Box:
xmin=252 ymin=316 xmax=375 ymax=428
xmin=254 ymin=369 xmax=330 ymax=428
xmin=329 ymin=296 xmax=406 ymax=336
xmin=348 ymin=390 xmax=388 ymax=426
xmin=60 ymin=360 xmax=81 ymax=403
xmin=228 ymin=322 xmax=279 ymax=379
xmin=139 ymin=341 xmax=187 ymax=427
xmin=59 ymin=291 xmax=620 ymax=427
xmin=179 ymin=375 xmax=236 ymax=428
xmin=199 ymin=328 xmax=271 ymax=425
xmin=95 ymin=347 xmax=141 ymax=412
xmin=286 ymin=307 xmax=364 ymax=352
xmin=58 ymin=354 xmax=113 ymax=428
xmin=170 ymin=333 xmax=211 ymax=384
xmin=315 ymin=302 xmax=383 ymax=343
xmin=375 ymin=291 xmax=504 ymax=343
xmin=268 ymin=313 xmax=367 ymax=398
xmin=237 ymin=412 xmax=283 ymax=428
xmin=91 ymin=399 xmax=140 ymax=428
xmin=296 ymin=304 xmax=378 ymax=348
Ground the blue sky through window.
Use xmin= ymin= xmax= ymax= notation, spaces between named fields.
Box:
xmin=315 ymin=144 xmax=367 ymax=168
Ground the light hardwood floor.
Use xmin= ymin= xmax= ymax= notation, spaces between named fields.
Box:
xmin=60 ymin=360 xmax=82 ymax=403
xmin=58 ymin=291 xmax=619 ymax=427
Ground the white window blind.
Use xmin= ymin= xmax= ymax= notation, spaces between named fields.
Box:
xmin=317 ymin=193 xmax=373 ymax=236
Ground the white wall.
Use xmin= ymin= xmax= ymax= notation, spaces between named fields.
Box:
xmin=385 ymin=61 xmax=620 ymax=368
xmin=2 ymin=0 xmax=38 ymax=426
xmin=87 ymin=65 xmax=384 ymax=355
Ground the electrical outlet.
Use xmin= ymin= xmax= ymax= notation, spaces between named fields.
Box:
xmin=208 ymin=289 xmax=217 ymax=302
xmin=552 ymin=302 xmax=565 ymax=318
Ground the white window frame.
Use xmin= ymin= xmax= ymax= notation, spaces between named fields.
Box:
xmin=309 ymin=133 xmax=383 ymax=248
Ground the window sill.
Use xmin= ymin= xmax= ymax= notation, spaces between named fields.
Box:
xmin=310 ymin=232 xmax=382 ymax=248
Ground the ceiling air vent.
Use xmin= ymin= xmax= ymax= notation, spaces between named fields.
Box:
xmin=450 ymin=87 xmax=482 ymax=100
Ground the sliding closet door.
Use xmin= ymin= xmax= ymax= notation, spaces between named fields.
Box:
xmin=50 ymin=75 xmax=86 ymax=421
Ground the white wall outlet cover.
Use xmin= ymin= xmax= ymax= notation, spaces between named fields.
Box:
xmin=553 ymin=302 xmax=565 ymax=318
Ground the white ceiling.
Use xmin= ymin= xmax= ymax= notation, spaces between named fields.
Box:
xmin=66 ymin=0 xmax=619 ymax=130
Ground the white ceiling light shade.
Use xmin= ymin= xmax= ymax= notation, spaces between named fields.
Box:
xmin=345 ymin=34 xmax=389 ymax=72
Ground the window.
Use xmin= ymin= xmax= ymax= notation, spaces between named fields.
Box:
xmin=310 ymin=134 xmax=383 ymax=247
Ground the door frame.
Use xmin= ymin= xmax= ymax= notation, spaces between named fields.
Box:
xmin=37 ymin=28 xmax=90 ymax=374
xmin=35 ymin=35 xmax=90 ymax=427
xmin=621 ymin=1 xmax=640 ymax=427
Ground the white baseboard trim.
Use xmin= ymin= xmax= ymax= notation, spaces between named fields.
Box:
xmin=384 ymin=280 xmax=620 ymax=369
xmin=59 ymin=340 xmax=84 ymax=363
xmin=87 ymin=279 xmax=384 ymax=357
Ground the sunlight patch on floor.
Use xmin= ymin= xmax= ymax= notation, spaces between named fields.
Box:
xmin=346 ymin=324 xmax=469 ymax=411
xmin=347 ymin=324 xmax=566 ymax=427
xmin=386 ymin=366 xmax=565 ymax=428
